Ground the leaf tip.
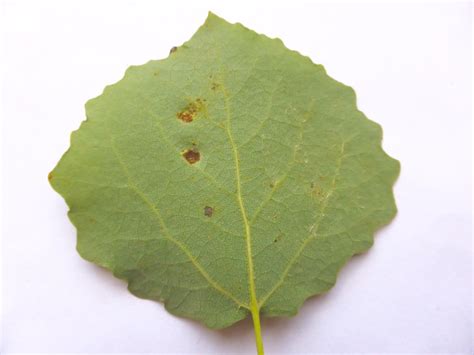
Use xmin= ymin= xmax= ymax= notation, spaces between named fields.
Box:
xmin=206 ymin=11 xmax=218 ymax=20
xmin=204 ymin=11 xmax=227 ymax=26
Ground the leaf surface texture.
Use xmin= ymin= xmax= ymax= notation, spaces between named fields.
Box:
xmin=50 ymin=13 xmax=400 ymax=330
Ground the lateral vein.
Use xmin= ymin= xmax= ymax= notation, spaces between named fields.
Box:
xmin=259 ymin=141 xmax=346 ymax=307
xmin=106 ymin=125 xmax=249 ymax=310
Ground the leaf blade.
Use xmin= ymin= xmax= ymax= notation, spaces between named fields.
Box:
xmin=50 ymin=11 xmax=399 ymax=335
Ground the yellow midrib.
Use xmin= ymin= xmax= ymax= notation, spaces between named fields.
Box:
xmin=227 ymin=132 xmax=257 ymax=310
xmin=222 ymin=87 xmax=264 ymax=355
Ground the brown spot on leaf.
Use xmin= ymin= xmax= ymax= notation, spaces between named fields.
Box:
xmin=177 ymin=98 xmax=205 ymax=123
xmin=204 ymin=206 xmax=213 ymax=217
xmin=170 ymin=46 xmax=177 ymax=54
xmin=211 ymin=82 xmax=220 ymax=91
xmin=311 ymin=183 xmax=322 ymax=198
xmin=48 ymin=172 xmax=53 ymax=181
xmin=274 ymin=234 xmax=283 ymax=243
xmin=178 ymin=112 xmax=194 ymax=122
xmin=183 ymin=148 xmax=200 ymax=164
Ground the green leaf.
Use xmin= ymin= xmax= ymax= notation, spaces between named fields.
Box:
xmin=49 ymin=12 xmax=399 ymax=354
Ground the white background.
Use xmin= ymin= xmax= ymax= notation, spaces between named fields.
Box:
xmin=1 ymin=0 xmax=472 ymax=354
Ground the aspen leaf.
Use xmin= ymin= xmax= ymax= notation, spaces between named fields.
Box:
xmin=50 ymin=12 xmax=400 ymax=354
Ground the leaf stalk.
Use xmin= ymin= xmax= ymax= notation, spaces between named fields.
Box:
xmin=250 ymin=307 xmax=264 ymax=355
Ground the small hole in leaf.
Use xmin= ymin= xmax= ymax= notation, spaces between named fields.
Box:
xmin=183 ymin=148 xmax=200 ymax=164
xmin=204 ymin=206 xmax=213 ymax=217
